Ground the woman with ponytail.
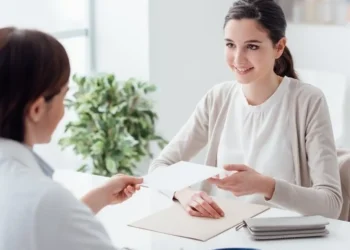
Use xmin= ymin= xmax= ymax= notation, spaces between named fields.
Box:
xmin=149 ymin=0 xmax=343 ymax=219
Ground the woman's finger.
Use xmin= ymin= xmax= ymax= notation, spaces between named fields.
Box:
xmin=186 ymin=206 xmax=204 ymax=217
xmin=200 ymin=192 xmax=225 ymax=217
xmin=189 ymin=200 xmax=212 ymax=218
xmin=193 ymin=195 xmax=220 ymax=218
xmin=124 ymin=189 xmax=132 ymax=197
xmin=208 ymin=176 xmax=232 ymax=186
xmin=217 ymin=184 xmax=231 ymax=190
xmin=127 ymin=185 xmax=135 ymax=194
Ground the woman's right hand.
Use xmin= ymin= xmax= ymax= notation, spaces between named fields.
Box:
xmin=174 ymin=188 xmax=225 ymax=219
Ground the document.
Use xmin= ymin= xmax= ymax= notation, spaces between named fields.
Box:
xmin=142 ymin=161 xmax=224 ymax=192
xmin=128 ymin=197 xmax=269 ymax=241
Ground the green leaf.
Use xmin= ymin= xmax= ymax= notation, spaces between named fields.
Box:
xmin=77 ymin=164 xmax=89 ymax=172
xmin=58 ymin=137 xmax=71 ymax=148
xmin=107 ymin=74 xmax=115 ymax=85
xmin=106 ymin=157 xmax=117 ymax=173
xmin=91 ymin=141 xmax=104 ymax=155
xmin=144 ymin=84 xmax=157 ymax=93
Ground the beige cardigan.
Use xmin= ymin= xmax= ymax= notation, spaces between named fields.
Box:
xmin=149 ymin=77 xmax=343 ymax=219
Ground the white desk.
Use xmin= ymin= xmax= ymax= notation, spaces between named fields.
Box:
xmin=54 ymin=170 xmax=350 ymax=250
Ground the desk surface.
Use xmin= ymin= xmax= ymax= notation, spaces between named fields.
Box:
xmin=54 ymin=170 xmax=350 ymax=250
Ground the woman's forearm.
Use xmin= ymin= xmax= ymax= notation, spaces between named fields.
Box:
xmin=267 ymin=179 xmax=342 ymax=219
xmin=81 ymin=187 xmax=108 ymax=214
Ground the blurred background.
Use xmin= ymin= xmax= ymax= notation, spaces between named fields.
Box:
xmin=2 ymin=0 xmax=350 ymax=176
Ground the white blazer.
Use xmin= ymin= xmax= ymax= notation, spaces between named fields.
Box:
xmin=0 ymin=139 xmax=116 ymax=250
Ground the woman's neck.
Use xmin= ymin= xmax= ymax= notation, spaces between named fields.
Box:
xmin=23 ymin=131 xmax=34 ymax=148
xmin=241 ymin=73 xmax=283 ymax=106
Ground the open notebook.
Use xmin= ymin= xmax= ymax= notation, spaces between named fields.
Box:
xmin=128 ymin=197 xmax=269 ymax=241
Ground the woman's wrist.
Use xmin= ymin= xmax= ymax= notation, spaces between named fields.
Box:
xmin=259 ymin=175 xmax=276 ymax=200
xmin=174 ymin=187 xmax=192 ymax=201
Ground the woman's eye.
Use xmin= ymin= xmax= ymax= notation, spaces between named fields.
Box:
xmin=226 ymin=43 xmax=235 ymax=48
xmin=247 ymin=44 xmax=259 ymax=50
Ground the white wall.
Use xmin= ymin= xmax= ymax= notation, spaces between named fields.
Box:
xmin=287 ymin=24 xmax=350 ymax=76
xmin=149 ymin=0 xmax=234 ymax=163
xmin=0 ymin=0 xmax=88 ymax=32
xmin=95 ymin=0 xmax=149 ymax=81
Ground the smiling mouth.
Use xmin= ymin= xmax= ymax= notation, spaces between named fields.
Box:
xmin=234 ymin=66 xmax=254 ymax=75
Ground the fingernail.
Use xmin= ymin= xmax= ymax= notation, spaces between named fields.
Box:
xmin=221 ymin=213 xmax=225 ymax=216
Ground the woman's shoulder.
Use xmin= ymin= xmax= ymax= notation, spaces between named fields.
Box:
xmin=37 ymin=180 xmax=89 ymax=214
xmin=204 ymin=80 xmax=239 ymax=104
xmin=287 ymin=77 xmax=326 ymax=101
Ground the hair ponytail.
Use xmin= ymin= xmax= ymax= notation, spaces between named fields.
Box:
xmin=274 ymin=46 xmax=298 ymax=79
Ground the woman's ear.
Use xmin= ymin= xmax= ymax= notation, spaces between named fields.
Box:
xmin=26 ymin=97 xmax=46 ymax=123
xmin=275 ymin=37 xmax=287 ymax=59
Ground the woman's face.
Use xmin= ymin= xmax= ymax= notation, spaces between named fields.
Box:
xmin=224 ymin=18 xmax=285 ymax=84
xmin=25 ymin=84 xmax=69 ymax=145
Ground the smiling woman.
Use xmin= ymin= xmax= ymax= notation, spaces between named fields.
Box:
xmin=149 ymin=0 xmax=343 ymax=221
xmin=223 ymin=0 xmax=297 ymax=84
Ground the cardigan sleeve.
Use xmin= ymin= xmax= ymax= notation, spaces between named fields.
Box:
xmin=268 ymin=92 xmax=343 ymax=219
xmin=148 ymin=90 xmax=211 ymax=198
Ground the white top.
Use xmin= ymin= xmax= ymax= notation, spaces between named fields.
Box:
xmin=150 ymin=77 xmax=342 ymax=219
xmin=216 ymin=77 xmax=295 ymax=205
xmin=0 ymin=139 xmax=116 ymax=250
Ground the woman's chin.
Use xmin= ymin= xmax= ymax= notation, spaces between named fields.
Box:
xmin=233 ymin=69 xmax=255 ymax=84
xmin=234 ymin=74 xmax=254 ymax=84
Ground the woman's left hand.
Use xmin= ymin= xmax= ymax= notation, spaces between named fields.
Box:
xmin=208 ymin=164 xmax=275 ymax=199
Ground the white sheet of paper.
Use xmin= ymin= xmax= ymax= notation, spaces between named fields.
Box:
xmin=142 ymin=161 xmax=224 ymax=192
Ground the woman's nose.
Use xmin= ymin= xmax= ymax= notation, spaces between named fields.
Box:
xmin=233 ymin=49 xmax=246 ymax=65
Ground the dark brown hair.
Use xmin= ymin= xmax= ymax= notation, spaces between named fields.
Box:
xmin=224 ymin=0 xmax=298 ymax=79
xmin=0 ymin=27 xmax=70 ymax=142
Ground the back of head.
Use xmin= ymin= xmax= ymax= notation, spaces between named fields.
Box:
xmin=0 ymin=27 xmax=70 ymax=142
xmin=224 ymin=0 xmax=297 ymax=79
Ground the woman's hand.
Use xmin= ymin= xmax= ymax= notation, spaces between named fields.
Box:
xmin=208 ymin=164 xmax=275 ymax=199
xmin=82 ymin=174 xmax=143 ymax=214
xmin=174 ymin=188 xmax=225 ymax=219
xmin=102 ymin=174 xmax=143 ymax=205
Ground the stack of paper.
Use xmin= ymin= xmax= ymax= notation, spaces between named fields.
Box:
xmin=142 ymin=161 xmax=224 ymax=192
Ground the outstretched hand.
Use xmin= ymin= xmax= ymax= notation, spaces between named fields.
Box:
xmin=103 ymin=174 xmax=144 ymax=205
xmin=208 ymin=164 xmax=275 ymax=199
xmin=82 ymin=174 xmax=143 ymax=214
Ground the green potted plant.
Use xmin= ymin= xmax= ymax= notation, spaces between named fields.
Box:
xmin=59 ymin=73 xmax=167 ymax=177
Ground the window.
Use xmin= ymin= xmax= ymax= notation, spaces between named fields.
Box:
xmin=1 ymin=0 xmax=93 ymax=169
